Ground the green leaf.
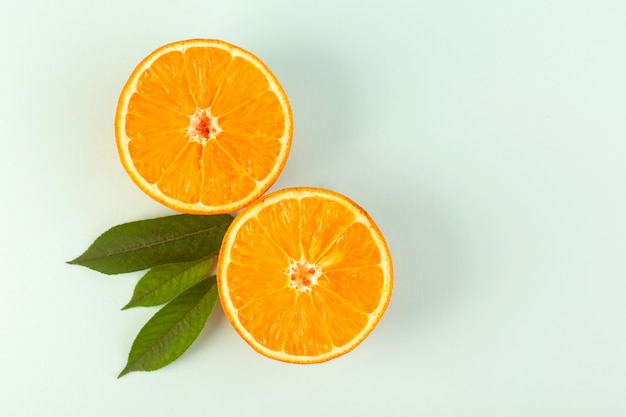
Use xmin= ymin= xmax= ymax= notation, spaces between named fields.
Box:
xmin=67 ymin=214 xmax=233 ymax=274
xmin=122 ymin=257 xmax=214 ymax=310
xmin=118 ymin=277 xmax=218 ymax=378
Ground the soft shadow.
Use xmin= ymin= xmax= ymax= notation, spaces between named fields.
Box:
xmin=366 ymin=187 xmax=464 ymax=327
xmin=260 ymin=44 xmax=356 ymax=190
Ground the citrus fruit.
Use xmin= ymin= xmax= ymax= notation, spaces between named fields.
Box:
xmin=217 ymin=187 xmax=393 ymax=363
xmin=115 ymin=39 xmax=293 ymax=214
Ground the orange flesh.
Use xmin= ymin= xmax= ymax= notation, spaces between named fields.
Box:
xmin=122 ymin=42 xmax=286 ymax=208
xmin=221 ymin=191 xmax=390 ymax=359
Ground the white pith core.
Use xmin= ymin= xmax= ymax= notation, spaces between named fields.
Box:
xmin=188 ymin=108 xmax=221 ymax=143
xmin=287 ymin=260 xmax=322 ymax=292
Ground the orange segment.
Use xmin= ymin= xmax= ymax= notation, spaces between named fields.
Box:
xmin=311 ymin=285 xmax=369 ymax=347
xmin=300 ymin=196 xmax=356 ymax=263
xmin=115 ymin=39 xmax=292 ymax=214
xmin=229 ymin=218 xmax=291 ymax=270
xmin=255 ymin=197 xmax=302 ymax=260
xmin=217 ymin=187 xmax=393 ymax=364
xmin=199 ymin=139 xmax=256 ymax=206
xmin=127 ymin=131 xmax=187 ymax=184
xmin=155 ymin=142 xmax=203 ymax=204
xmin=318 ymin=222 xmax=383 ymax=270
xmin=211 ymin=56 xmax=270 ymax=115
xmin=218 ymin=90 xmax=285 ymax=137
xmin=284 ymin=294 xmax=333 ymax=356
xmin=183 ymin=46 xmax=232 ymax=108
xmin=125 ymin=93 xmax=190 ymax=138
xmin=237 ymin=289 xmax=296 ymax=352
xmin=320 ymin=265 xmax=384 ymax=314
xmin=226 ymin=264 xmax=290 ymax=308
xmin=134 ymin=51 xmax=196 ymax=115
xmin=215 ymin=132 xmax=281 ymax=180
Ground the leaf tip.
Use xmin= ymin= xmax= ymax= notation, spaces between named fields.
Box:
xmin=117 ymin=367 xmax=131 ymax=379
xmin=66 ymin=256 xmax=90 ymax=269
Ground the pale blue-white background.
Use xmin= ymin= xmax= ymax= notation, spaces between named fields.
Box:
xmin=1 ymin=0 xmax=625 ymax=415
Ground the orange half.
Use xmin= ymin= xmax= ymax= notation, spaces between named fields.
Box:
xmin=217 ymin=187 xmax=393 ymax=363
xmin=115 ymin=39 xmax=293 ymax=214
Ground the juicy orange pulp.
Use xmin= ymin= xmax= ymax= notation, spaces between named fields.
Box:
xmin=115 ymin=39 xmax=293 ymax=214
xmin=217 ymin=187 xmax=393 ymax=363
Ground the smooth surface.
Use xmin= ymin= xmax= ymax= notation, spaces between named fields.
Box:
xmin=1 ymin=0 xmax=625 ymax=415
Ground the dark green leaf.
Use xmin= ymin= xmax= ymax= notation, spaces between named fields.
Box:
xmin=122 ymin=257 xmax=214 ymax=310
xmin=118 ymin=277 xmax=218 ymax=378
xmin=67 ymin=214 xmax=233 ymax=274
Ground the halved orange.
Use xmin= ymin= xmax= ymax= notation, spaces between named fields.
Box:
xmin=115 ymin=39 xmax=293 ymax=214
xmin=217 ymin=187 xmax=393 ymax=363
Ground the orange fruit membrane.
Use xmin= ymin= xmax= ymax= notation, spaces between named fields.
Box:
xmin=115 ymin=39 xmax=293 ymax=214
xmin=217 ymin=187 xmax=393 ymax=363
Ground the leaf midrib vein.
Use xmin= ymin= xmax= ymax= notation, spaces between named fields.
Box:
xmin=85 ymin=226 xmax=223 ymax=260
xmin=125 ymin=285 xmax=215 ymax=371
